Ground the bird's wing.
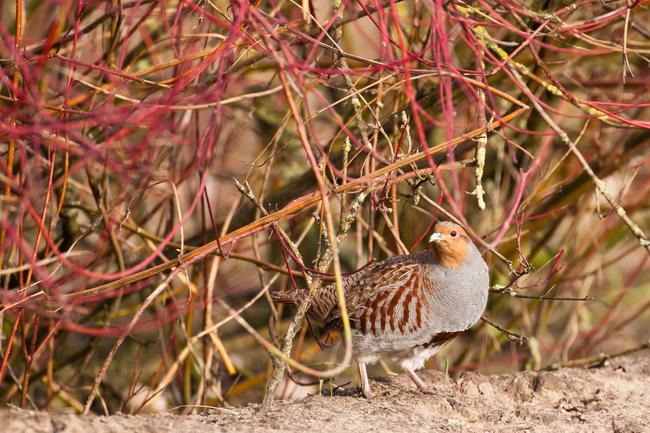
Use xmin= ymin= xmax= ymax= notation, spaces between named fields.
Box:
xmin=307 ymin=257 xmax=401 ymax=321
xmin=324 ymin=257 xmax=432 ymax=339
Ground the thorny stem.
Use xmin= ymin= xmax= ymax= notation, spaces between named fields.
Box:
xmin=234 ymin=178 xmax=318 ymax=406
xmin=261 ymin=64 xmax=355 ymax=406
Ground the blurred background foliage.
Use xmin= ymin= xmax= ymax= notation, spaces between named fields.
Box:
xmin=0 ymin=0 xmax=648 ymax=413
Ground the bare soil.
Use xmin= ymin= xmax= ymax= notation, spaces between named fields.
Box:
xmin=3 ymin=353 xmax=649 ymax=433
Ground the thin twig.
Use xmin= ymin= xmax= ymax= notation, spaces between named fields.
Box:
xmin=543 ymin=340 xmax=650 ymax=371
xmin=481 ymin=317 xmax=528 ymax=344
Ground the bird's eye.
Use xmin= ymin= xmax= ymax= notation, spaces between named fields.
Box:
xmin=450 ymin=231 xmax=457 ymax=237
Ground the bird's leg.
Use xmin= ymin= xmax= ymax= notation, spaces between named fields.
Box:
xmin=357 ymin=362 xmax=375 ymax=399
xmin=405 ymin=368 xmax=435 ymax=394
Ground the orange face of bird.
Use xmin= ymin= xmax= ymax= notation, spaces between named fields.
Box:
xmin=428 ymin=222 xmax=470 ymax=268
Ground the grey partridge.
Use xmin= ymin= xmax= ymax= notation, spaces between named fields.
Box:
xmin=273 ymin=221 xmax=490 ymax=398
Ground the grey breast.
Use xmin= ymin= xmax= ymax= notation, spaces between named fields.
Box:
xmin=422 ymin=243 xmax=489 ymax=333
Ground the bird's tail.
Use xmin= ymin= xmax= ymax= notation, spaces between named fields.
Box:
xmin=271 ymin=290 xmax=306 ymax=305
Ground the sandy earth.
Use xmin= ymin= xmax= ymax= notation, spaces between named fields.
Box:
xmin=2 ymin=353 xmax=649 ymax=433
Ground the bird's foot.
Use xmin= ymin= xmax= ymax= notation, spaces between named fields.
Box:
xmin=416 ymin=383 xmax=436 ymax=395
xmin=357 ymin=361 xmax=376 ymax=399
xmin=360 ymin=386 xmax=376 ymax=399
xmin=405 ymin=368 xmax=437 ymax=395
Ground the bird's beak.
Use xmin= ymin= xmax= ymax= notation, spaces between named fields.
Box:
xmin=428 ymin=232 xmax=443 ymax=243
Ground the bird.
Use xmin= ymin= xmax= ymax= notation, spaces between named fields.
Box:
xmin=272 ymin=221 xmax=490 ymax=398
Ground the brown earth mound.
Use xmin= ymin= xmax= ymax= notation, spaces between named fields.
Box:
xmin=3 ymin=352 xmax=649 ymax=433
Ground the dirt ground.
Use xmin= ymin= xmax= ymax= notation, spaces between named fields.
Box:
xmin=2 ymin=352 xmax=649 ymax=433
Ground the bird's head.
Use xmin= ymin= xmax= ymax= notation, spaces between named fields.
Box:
xmin=428 ymin=221 xmax=471 ymax=268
